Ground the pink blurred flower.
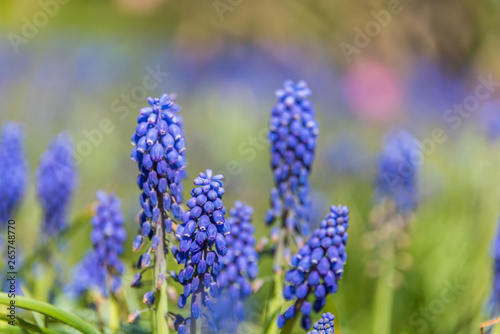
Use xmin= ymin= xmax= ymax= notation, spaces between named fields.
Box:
xmin=344 ymin=59 xmax=403 ymax=122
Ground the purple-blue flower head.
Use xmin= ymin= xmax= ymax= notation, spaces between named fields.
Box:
xmin=36 ymin=133 xmax=77 ymax=238
xmin=130 ymin=94 xmax=186 ymax=289
xmin=0 ymin=122 xmax=28 ymax=226
xmin=266 ymin=80 xmax=319 ymax=237
xmin=215 ymin=201 xmax=259 ymax=332
xmin=307 ymin=312 xmax=335 ymax=334
xmin=278 ymin=205 xmax=349 ymax=330
xmin=375 ymin=130 xmax=419 ymax=214
xmin=68 ymin=191 xmax=126 ymax=297
xmin=173 ymin=169 xmax=228 ymax=333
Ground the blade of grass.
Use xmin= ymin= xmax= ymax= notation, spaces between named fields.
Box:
xmin=0 ymin=314 xmax=58 ymax=334
xmin=20 ymin=284 xmax=46 ymax=329
xmin=0 ymin=293 xmax=101 ymax=334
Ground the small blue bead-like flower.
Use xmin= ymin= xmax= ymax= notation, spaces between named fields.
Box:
xmin=68 ymin=191 xmax=126 ymax=297
xmin=307 ymin=312 xmax=335 ymax=334
xmin=278 ymin=205 xmax=349 ymax=330
xmin=173 ymin=169 xmax=228 ymax=333
xmin=36 ymin=133 xmax=77 ymax=238
xmin=214 ymin=201 xmax=259 ymax=332
xmin=130 ymin=94 xmax=186 ymax=290
xmin=0 ymin=122 xmax=28 ymax=226
xmin=375 ymin=130 xmax=419 ymax=214
xmin=266 ymin=80 xmax=319 ymax=238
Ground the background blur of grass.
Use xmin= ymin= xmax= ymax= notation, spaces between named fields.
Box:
xmin=2 ymin=0 xmax=500 ymax=333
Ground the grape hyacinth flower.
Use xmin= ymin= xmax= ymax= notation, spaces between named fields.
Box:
xmin=265 ymin=80 xmax=319 ymax=270
xmin=278 ymin=205 xmax=349 ymax=330
xmin=375 ymin=130 xmax=419 ymax=214
xmin=172 ymin=170 xmax=229 ymax=333
xmin=68 ymin=191 xmax=126 ymax=297
xmin=129 ymin=94 xmax=186 ymax=333
xmin=307 ymin=312 xmax=335 ymax=334
xmin=0 ymin=122 xmax=28 ymax=226
xmin=36 ymin=133 xmax=77 ymax=238
xmin=215 ymin=201 xmax=259 ymax=332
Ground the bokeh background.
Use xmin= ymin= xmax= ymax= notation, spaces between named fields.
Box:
xmin=2 ymin=0 xmax=500 ymax=333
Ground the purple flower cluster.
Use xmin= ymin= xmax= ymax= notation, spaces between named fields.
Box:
xmin=69 ymin=191 xmax=126 ymax=297
xmin=278 ymin=205 xmax=349 ymax=330
xmin=215 ymin=201 xmax=259 ymax=332
xmin=307 ymin=312 xmax=335 ymax=334
xmin=0 ymin=122 xmax=28 ymax=226
xmin=172 ymin=170 xmax=229 ymax=333
xmin=375 ymin=130 xmax=419 ymax=214
xmin=36 ymin=133 xmax=77 ymax=238
xmin=265 ymin=80 xmax=319 ymax=237
xmin=130 ymin=94 xmax=186 ymax=288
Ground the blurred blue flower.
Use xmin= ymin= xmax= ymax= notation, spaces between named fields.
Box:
xmin=215 ymin=201 xmax=259 ymax=332
xmin=278 ymin=205 xmax=349 ymax=330
xmin=172 ymin=169 xmax=228 ymax=333
xmin=67 ymin=251 xmax=102 ymax=298
xmin=479 ymin=100 xmax=500 ymax=141
xmin=36 ymin=133 xmax=77 ymax=238
xmin=490 ymin=220 xmax=500 ymax=318
xmin=375 ymin=130 xmax=419 ymax=214
xmin=266 ymin=80 xmax=319 ymax=238
xmin=307 ymin=312 xmax=335 ymax=334
xmin=67 ymin=191 xmax=126 ymax=297
xmin=406 ymin=59 xmax=467 ymax=118
xmin=0 ymin=122 xmax=28 ymax=226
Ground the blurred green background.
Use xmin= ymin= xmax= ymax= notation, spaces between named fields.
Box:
xmin=2 ymin=0 xmax=500 ymax=333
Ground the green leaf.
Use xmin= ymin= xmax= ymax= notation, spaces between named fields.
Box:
xmin=0 ymin=293 xmax=101 ymax=334
xmin=0 ymin=314 xmax=58 ymax=334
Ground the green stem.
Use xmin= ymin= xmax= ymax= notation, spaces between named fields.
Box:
xmin=0 ymin=293 xmax=101 ymax=334
xmin=109 ymin=296 xmax=120 ymax=334
xmin=265 ymin=273 xmax=283 ymax=334
xmin=34 ymin=264 xmax=55 ymax=303
xmin=372 ymin=243 xmax=396 ymax=334
xmin=153 ymin=208 xmax=169 ymax=334
xmin=0 ymin=314 xmax=58 ymax=334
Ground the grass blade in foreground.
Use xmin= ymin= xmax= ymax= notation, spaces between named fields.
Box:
xmin=0 ymin=293 xmax=101 ymax=334
xmin=0 ymin=314 xmax=57 ymax=334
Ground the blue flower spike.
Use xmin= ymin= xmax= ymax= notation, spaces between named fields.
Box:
xmin=375 ymin=130 xmax=419 ymax=214
xmin=0 ymin=122 xmax=28 ymax=226
xmin=129 ymin=94 xmax=187 ymax=314
xmin=214 ymin=201 xmax=259 ymax=332
xmin=37 ymin=133 xmax=77 ymax=238
xmin=174 ymin=169 xmax=229 ymax=333
xmin=68 ymin=191 xmax=126 ymax=297
xmin=266 ymin=80 xmax=319 ymax=271
xmin=278 ymin=205 xmax=349 ymax=330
